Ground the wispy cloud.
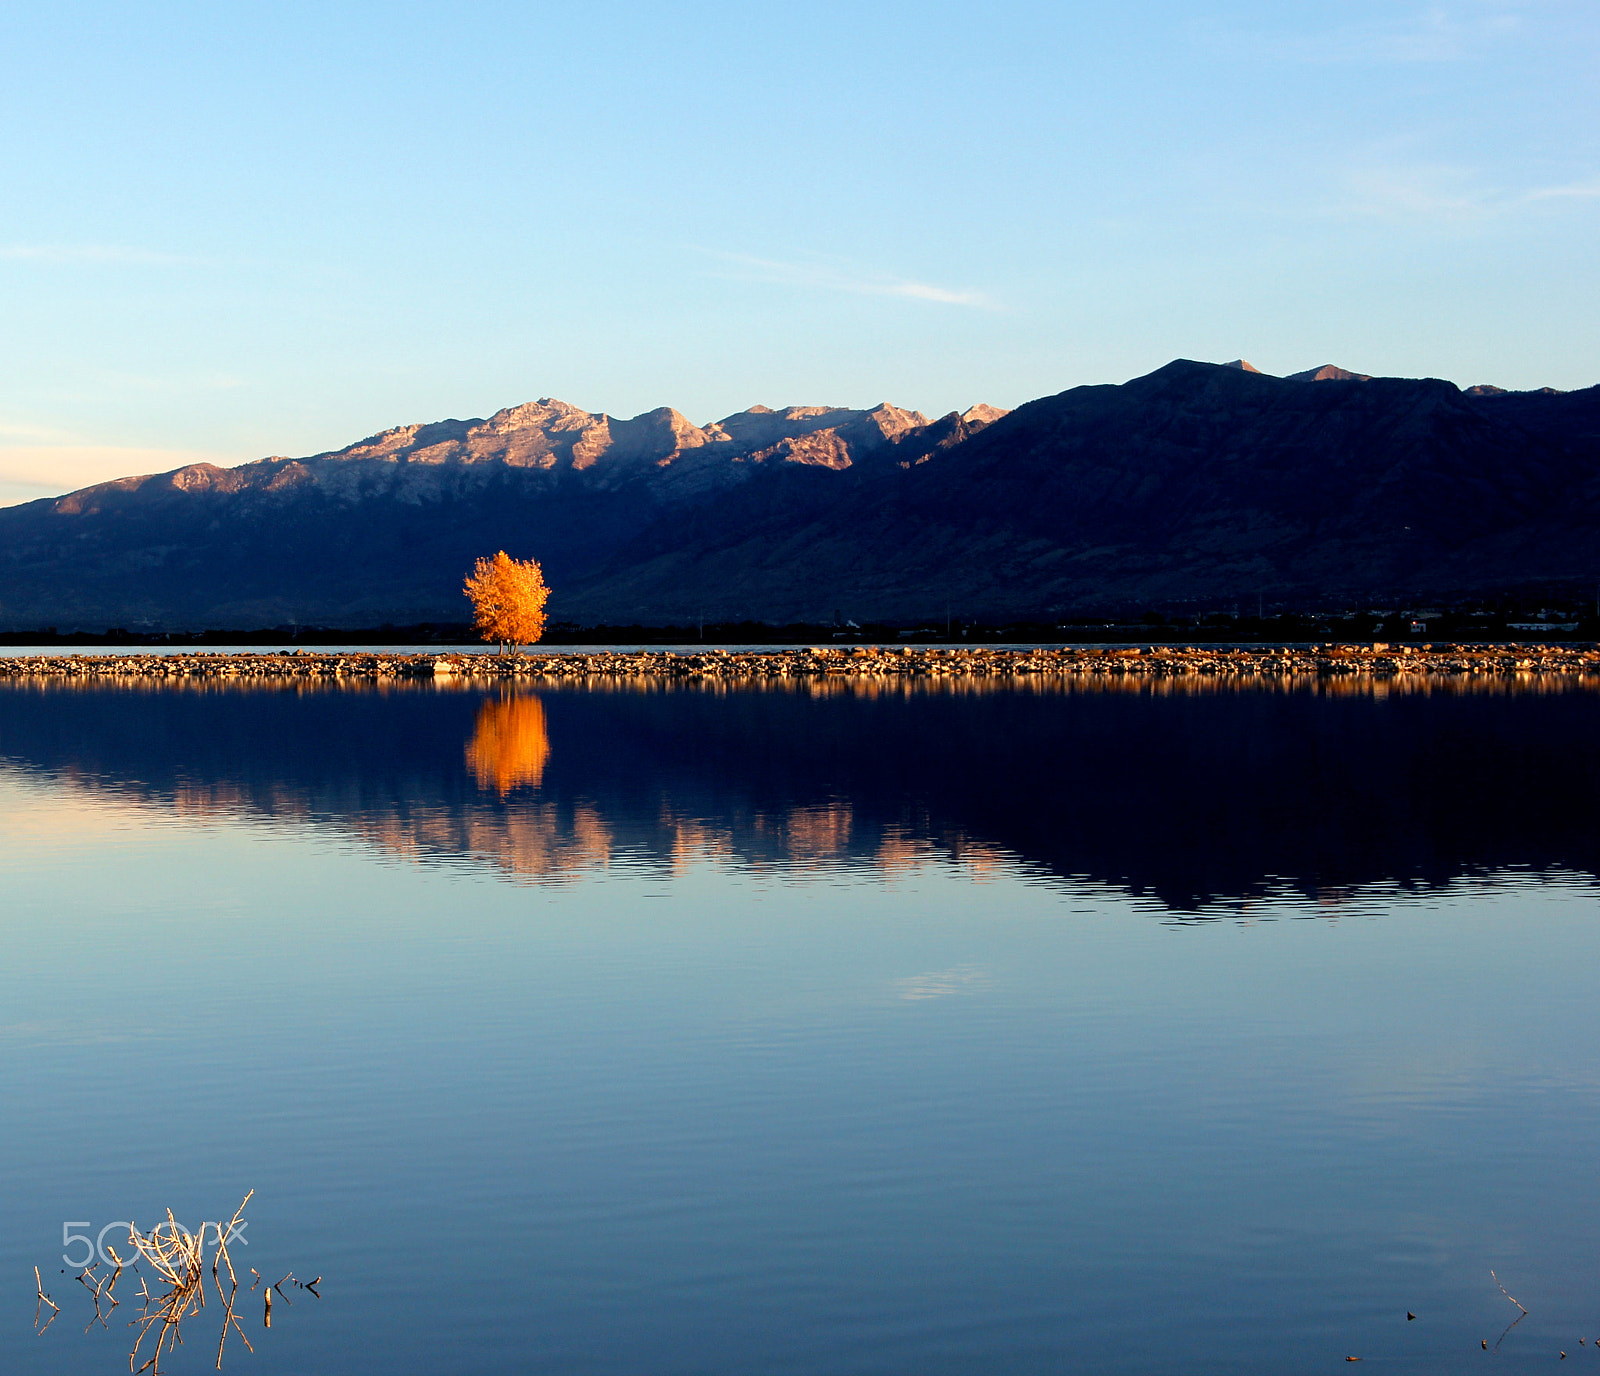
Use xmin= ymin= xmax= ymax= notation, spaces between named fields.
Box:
xmin=93 ymin=370 xmax=246 ymax=395
xmin=1524 ymin=178 xmax=1600 ymax=203
xmin=0 ymin=420 xmax=75 ymax=443
xmin=1329 ymin=162 xmax=1600 ymax=223
xmin=1202 ymin=4 xmax=1525 ymax=65
xmin=0 ymin=243 xmax=188 ymax=266
xmin=702 ymin=250 xmax=996 ymax=309
xmin=1339 ymin=164 xmax=1489 ymax=221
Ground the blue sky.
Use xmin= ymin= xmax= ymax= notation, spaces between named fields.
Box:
xmin=0 ymin=0 xmax=1595 ymax=504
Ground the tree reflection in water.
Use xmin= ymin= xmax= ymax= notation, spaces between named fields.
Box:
xmin=465 ymin=693 xmax=549 ymax=795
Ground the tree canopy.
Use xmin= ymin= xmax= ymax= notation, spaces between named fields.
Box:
xmin=463 ymin=551 xmax=550 ymax=653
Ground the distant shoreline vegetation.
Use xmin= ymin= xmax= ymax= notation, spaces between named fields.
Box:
xmin=2 ymin=595 xmax=1600 ymax=649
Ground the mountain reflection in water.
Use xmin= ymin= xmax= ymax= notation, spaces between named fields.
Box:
xmin=2 ymin=672 xmax=1598 ymax=911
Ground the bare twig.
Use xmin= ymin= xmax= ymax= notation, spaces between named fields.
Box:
xmin=1492 ymin=1307 xmax=1527 ymax=1354
xmin=76 ymin=1263 xmax=118 ymax=1330
xmin=35 ymin=1264 xmax=60 ymax=1333
xmin=1492 ymin=1270 xmax=1529 ymax=1314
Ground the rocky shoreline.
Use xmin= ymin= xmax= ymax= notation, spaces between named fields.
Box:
xmin=2 ymin=643 xmax=1599 ymax=683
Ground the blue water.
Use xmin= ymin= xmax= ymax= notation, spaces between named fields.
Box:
xmin=2 ymin=678 xmax=1599 ymax=1374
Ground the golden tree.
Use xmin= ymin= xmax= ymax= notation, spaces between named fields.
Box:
xmin=463 ymin=551 xmax=550 ymax=654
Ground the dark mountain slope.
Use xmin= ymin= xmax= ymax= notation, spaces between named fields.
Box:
xmin=563 ymin=361 xmax=1600 ymax=620
xmin=1461 ymin=383 xmax=1600 ymax=454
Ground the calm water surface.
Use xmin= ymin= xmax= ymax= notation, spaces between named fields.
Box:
xmin=2 ymin=676 xmax=1599 ymax=1374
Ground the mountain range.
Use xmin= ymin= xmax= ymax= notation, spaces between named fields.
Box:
xmin=1 ymin=360 xmax=1597 ymax=629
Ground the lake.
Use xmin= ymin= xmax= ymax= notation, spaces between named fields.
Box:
xmin=2 ymin=671 xmax=1599 ymax=1373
